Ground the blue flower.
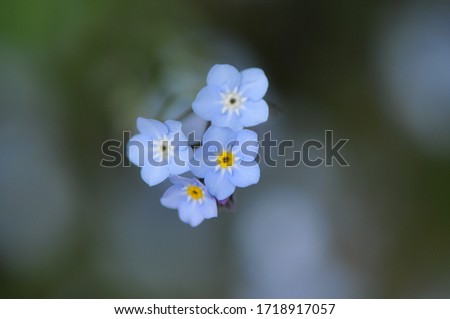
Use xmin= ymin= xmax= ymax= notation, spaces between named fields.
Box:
xmin=127 ymin=118 xmax=191 ymax=186
xmin=192 ymin=64 xmax=269 ymax=131
xmin=160 ymin=175 xmax=218 ymax=227
xmin=190 ymin=125 xmax=260 ymax=200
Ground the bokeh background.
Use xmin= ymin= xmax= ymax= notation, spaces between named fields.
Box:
xmin=1 ymin=0 xmax=450 ymax=298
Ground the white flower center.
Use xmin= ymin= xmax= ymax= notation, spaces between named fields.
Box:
xmin=221 ymin=87 xmax=247 ymax=115
xmin=153 ymin=135 xmax=174 ymax=160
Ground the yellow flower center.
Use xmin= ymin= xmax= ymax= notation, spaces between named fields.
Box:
xmin=186 ymin=185 xmax=204 ymax=201
xmin=217 ymin=151 xmax=234 ymax=168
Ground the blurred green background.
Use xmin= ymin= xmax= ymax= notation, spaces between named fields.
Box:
xmin=1 ymin=0 xmax=450 ymax=298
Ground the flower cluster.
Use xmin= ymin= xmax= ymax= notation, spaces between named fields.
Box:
xmin=127 ymin=64 xmax=269 ymax=227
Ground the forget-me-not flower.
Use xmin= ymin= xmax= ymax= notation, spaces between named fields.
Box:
xmin=190 ymin=125 xmax=260 ymax=200
xmin=161 ymin=175 xmax=218 ymax=227
xmin=127 ymin=118 xmax=191 ymax=186
xmin=192 ymin=64 xmax=269 ymax=131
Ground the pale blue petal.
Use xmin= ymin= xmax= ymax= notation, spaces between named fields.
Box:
xmin=178 ymin=201 xmax=205 ymax=227
xmin=168 ymin=130 xmax=189 ymax=151
xmin=165 ymin=120 xmax=182 ymax=133
xmin=200 ymin=196 xmax=218 ymax=219
xmin=127 ymin=134 xmax=150 ymax=167
xmin=190 ymin=147 xmax=208 ymax=178
xmin=240 ymin=99 xmax=269 ymax=127
xmin=169 ymin=146 xmax=191 ymax=175
xmin=239 ymin=68 xmax=269 ymax=100
xmin=140 ymin=164 xmax=169 ymax=186
xmin=207 ymin=64 xmax=241 ymax=91
xmin=202 ymin=125 xmax=236 ymax=147
xmin=211 ymin=112 xmax=244 ymax=131
xmin=235 ymin=129 xmax=259 ymax=161
xmin=169 ymin=174 xmax=191 ymax=186
xmin=160 ymin=185 xmax=185 ymax=209
xmin=180 ymin=112 xmax=208 ymax=145
xmin=204 ymin=170 xmax=235 ymax=200
xmin=136 ymin=117 xmax=168 ymax=139
xmin=192 ymin=86 xmax=222 ymax=120
xmin=193 ymin=178 xmax=206 ymax=187
xmin=229 ymin=161 xmax=260 ymax=187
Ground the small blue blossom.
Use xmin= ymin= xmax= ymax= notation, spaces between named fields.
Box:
xmin=160 ymin=175 xmax=218 ymax=227
xmin=127 ymin=118 xmax=191 ymax=186
xmin=190 ymin=125 xmax=260 ymax=200
xmin=192 ymin=64 xmax=269 ymax=131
